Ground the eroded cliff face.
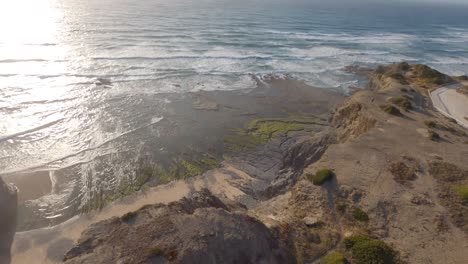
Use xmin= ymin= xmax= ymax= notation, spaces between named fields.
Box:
xmin=63 ymin=189 xmax=294 ymax=264
xmin=0 ymin=178 xmax=17 ymax=264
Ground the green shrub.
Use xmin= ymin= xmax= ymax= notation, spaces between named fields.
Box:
xmin=428 ymin=130 xmax=440 ymax=141
xmin=388 ymin=97 xmax=412 ymax=111
xmin=343 ymin=235 xmax=371 ymax=249
xmin=413 ymin=64 xmax=446 ymax=85
xmin=397 ymin=62 xmax=410 ymax=71
xmin=454 ymin=186 xmax=468 ymax=203
xmin=352 ymin=208 xmax=369 ymax=222
xmin=380 ymin=105 xmax=401 ymax=116
xmin=352 ymin=239 xmax=398 ymax=264
xmin=324 ymin=251 xmax=347 ymax=264
xmin=344 ymin=235 xmax=398 ymax=264
xmin=147 ymin=246 xmax=163 ymax=256
xmin=424 ymin=120 xmax=437 ymax=128
xmin=121 ymin=211 xmax=137 ymax=222
xmin=388 ymin=73 xmax=408 ymax=85
xmin=307 ymin=169 xmax=334 ymax=185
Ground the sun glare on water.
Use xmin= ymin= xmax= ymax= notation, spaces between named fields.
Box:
xmin=0 ymin=0 xmax=66 ymax=74
xmin=0 ymin=0 xmax=61 ymax=44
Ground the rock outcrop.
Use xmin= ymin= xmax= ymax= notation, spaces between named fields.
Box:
xmin=63 ymin=189 xmax=294 ymax=264
xmin=0 ymin=178 xmax=17 ymax=264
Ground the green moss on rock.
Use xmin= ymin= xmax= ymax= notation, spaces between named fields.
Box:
xmin=224 ymin=118 xmax=313 ymax=153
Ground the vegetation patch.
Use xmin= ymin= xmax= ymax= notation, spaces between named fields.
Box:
xmin=429 ymin=162 xmax=467 ymax=183
xmin=352 ymin=208 xmax=369 ymax=222
xmin=427 ymin=130 xmax=440 ymax=141
xmin=398 ymin=62 xmax=410 ymax=71
xmin=307 ymin=169 xmax=334 ymax=185
xmin=121 ymin=211 xmax=137 ymax=223
xmin=343 ymin=235 xmax=399 ymax=264
xmin=387 ymin=72 xmax=408 ymax=85
xmin=387 ymin=97 xmax=412 ymax=111
xmin=454 ymin=186 xmax=468 ymax=203
xmin=388 ymin=161 xmax=417 ymax=184
xmin=424 ymin=120 xmax=437 ymax=128
xmin=147 ymin=246 xmax=163 ymax=257
xmin=412 ymin=64 xmax=447 ymax=86
xmin=429 ymin=162 xmax=468 ymax=233
xmin=380 ymin=105 xmax=401 ymax=116
xmin=324 ymin=251 xmax=347 ymax=264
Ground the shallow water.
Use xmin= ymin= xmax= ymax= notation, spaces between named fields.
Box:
xmin=1 ymin=0 xmax=468 ymax=227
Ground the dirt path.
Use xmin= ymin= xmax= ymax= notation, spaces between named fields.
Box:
xmin=430 ymin=83 xmax=468 ymax=128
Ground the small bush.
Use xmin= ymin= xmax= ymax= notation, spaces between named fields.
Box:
xmin=388 ymin=161 xmax=416 ymax=183
xmin=343 ymin=235 xmax=371 ymax=249
xmin=344 ymin=235 xmax=398 ymax=264
xmin=400 ymin=88 xmax=408 ymax=92
xmin=380 ymin=105 xmax=401 ymax=116
xmin=352 ymin=208 xmax=369 ymax=222
xmin=388 ymin=73 xmax=408 ymax=85
xmin=324 ymin=251 xmax=347 ymax=264
xmin=454 ymin=186 xmax=468 ymax=203
xmin=413 ymin=64 xmax=446 ymax=85
xmin=398 ymin=62 xmax=410 ymax=71
xmin=352 ymin=239 xmax=398 ymax=264
xmin=388 ymin=97 xmax=412 ymax=111
xmin=424 ymin=120 xmax=437 ymax=128
xmin=147 ymin=246 xmax=163 ymax=257
xmin=121 ymin=211 xmax=137 ymax=223
xmin=307 ymin=169 xmax=334 ymax=185
xmin=428 ymin=130 xmax=440 ymax=141
xmin=375 ymin=65 xmax=386 ymax=74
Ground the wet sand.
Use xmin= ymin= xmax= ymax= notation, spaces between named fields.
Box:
xmin=2 ymin=171 xmax=52 ymax=203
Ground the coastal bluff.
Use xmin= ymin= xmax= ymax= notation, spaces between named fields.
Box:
xmin=11 ymin=63 xmax=468 ymax=264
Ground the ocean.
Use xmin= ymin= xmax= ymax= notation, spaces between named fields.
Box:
xmin=1 ymin=0 xmax=468 ymax=225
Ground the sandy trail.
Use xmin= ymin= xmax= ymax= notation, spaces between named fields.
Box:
xmin=430 ymin=83 xmax=468 ymax=128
